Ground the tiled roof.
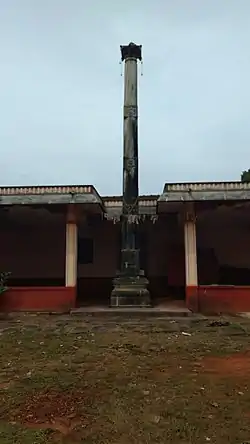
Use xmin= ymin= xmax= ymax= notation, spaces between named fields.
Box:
xmin=163 ymin=181 xmax=250 ymax=193
xmin=0 ymin=185 xmax=98 ymax=196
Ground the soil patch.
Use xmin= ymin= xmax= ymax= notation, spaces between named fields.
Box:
xmin=198 ymin=351 xmax=250 ymax=377
xmin=0 ymin=381 xmax=12 ymax=390
xmin=8 ymin=389 xmax=92 ymax=436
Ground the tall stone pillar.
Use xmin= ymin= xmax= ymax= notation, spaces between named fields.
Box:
xmin=110 ymin=43 xmax=150 ymax=307
xmin=65 ymin=205 xmax=78 ymax=289
xmin=184 ymin=204 xmax=198 ymax=310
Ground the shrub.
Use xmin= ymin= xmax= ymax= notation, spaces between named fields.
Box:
xmin=0 ymin=272 xmax=11 ymax=295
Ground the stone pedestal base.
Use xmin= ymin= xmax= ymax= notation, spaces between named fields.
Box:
xmin=110 ymin=275 xmax=151 ymax=307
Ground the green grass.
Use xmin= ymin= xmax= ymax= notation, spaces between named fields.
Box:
xmin=0 ymin=315 xmax=250 ymax=443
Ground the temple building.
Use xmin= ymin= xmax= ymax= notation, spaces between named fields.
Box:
xmin=0 ymin=181 xmax=250 ymax=314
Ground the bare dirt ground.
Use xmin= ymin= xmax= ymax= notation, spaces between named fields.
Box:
xmin=0 ymin=314 xmax=250 ymax=443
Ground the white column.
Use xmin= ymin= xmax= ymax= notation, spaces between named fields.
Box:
xmin=184 ymin=205 xmax=198 ymax=287
xmin=65 ymin=205 xmax=78 ymax=287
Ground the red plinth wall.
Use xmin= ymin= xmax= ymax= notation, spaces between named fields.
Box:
xmin=0 ymin=287 xmax=76 ymax=312
xmin=186 ymin=285 xmax=250 ymax=314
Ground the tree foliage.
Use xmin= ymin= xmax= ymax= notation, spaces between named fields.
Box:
xmin=241 ymin=170 xmax=250 ymax=182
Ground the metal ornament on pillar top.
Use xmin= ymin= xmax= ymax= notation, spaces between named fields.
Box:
xmin=110 ymin=42 xmax=151 ymax=308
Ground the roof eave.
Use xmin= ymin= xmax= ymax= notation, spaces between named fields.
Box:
xmin=0 ymin=185 xmax=104 ymax=209
xmin=158 ymin=189 xmax=250 ymax=203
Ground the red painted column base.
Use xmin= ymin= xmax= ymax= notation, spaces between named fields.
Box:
xmin=186 ymin=286 xmax=199 ymax=312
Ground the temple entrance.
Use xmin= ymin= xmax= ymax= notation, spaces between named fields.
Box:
xmin=77 ymin=278 xmax=111 ymax=307
xmin=150 ymin=245 xmax=186 ymax=308
xmin=142 ymin=215 xmax=186 ymax=307
xmin=75 ymin=214 xmax=187 ymax=309
xmin=76 ymin=218 xmax=119 ymax=307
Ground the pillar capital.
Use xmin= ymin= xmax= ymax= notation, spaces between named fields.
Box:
xmin=185 ymin=211 xmax=197 ymax=223
xmin=120 ymin=43 xmax=142 ymax=61
xmin=66 ymin=204 xmax=78 ymax=224
xmin=181 ymin=203 xmax=197 ymax=223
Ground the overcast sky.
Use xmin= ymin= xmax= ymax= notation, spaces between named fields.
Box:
xmin=0 ymin=0 xmax=249 ymax=195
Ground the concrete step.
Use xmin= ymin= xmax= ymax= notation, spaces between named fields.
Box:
xmin=70 ymin=306 xmax=195 ymax=318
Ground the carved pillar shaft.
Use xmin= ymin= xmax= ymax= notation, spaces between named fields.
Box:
xmin=121 ymin=50 xmax=139 ymax=269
